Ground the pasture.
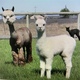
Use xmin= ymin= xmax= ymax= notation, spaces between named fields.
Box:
xmin=0 ymin=39 xmax=80 ymax=80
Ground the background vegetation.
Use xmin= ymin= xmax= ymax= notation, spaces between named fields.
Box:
xmin=60 ymin=6 xmax=70 ymax=18
xmin=0 ymin=39 xmax=80 ymax=80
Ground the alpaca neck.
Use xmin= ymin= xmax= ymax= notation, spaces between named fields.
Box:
xmin=37 ymin=30 xmax=46 ymax=40
xmin=66 ymin=29 xmax=71 ymax=33
xmin=8 ymin=23 xmax=15 ymax=37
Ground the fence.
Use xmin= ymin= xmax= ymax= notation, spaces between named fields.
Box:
xmin=0 ymin=12 xmax=80 ymax=39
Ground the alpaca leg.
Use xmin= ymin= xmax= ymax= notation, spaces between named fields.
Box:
xmin=63 ymin=56 xmax=72 ymax=78
xmin=10 ymin=38 xmax=19 ymax=65
xmin=72 ymin=34 xmax=74 ymax=38
xmin=70 ymin=34 xmax=74 ymax=38
xmin=76 ymin=34 xmax=80 ymax=40
xmin=66 ymin=65 xmax=71 ymax=78
xmin=12 ymin=51 xmax=18 ymax=65
xmin=46 ymin=69 xmax=51 ymax=79
xmin=18 ymin=47 xmax=25 ymax=65
xmin=41 ymin=68 xmax=45 ymax=77
xmin=26 ymin=43 xmax=33 ymax=63
xmin=23 ymin=46 xmax=25 ymax=59
xmin=45 ymin=58 xmax=53 ymax=79
xmin=40 ymin=56 xmax=45 ymax=77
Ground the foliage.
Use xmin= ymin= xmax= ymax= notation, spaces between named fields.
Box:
xmin=60 ymin=6 xmax=70 ymax=18
xmin=0 ymin=39 xmax=80 ymax=80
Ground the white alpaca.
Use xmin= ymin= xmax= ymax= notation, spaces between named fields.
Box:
xmin=35 ymin=16 xmax=76 ymax=79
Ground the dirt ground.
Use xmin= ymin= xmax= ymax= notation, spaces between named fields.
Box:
xmin=0 ymin=18 xmax=77 ymax=38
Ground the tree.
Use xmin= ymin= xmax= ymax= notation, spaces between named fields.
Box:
xmin=60 ymin=6 xmax=70 ymax=18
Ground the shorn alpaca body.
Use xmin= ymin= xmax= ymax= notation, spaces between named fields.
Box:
xmin=66 ymin=27 xmax=80 ymax=40
xmin=35 ymin=16 xmax=76 ymax=79
xmin=2 ymin=7 xmax=33 ymax=65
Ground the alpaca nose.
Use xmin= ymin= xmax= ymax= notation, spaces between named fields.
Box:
xmin=38 ymin=27 xmax=42 ymax=30
xmin=6 ymin=16 xmax=9 ymax=21
xmin=39 ymin=27 xmax=41 ymax=29
xmin=7 ymin=18 xmax=9 ymax=21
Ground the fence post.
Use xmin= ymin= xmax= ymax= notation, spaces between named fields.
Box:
xmin=78 ymin=13 xmax=80 ymax=30
xmin=26 ymin=14 xmax=29 ymax=28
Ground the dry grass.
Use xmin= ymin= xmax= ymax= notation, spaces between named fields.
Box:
xmin=0 ymin=18 xmax=77 ymax=38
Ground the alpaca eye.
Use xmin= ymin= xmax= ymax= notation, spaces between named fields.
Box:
xmin=4 ymin=16 xmax=6 ymax=18
xmin=10 ymin=15 xmax=14 ymax=17
xmin=36 ymin=24 xmax=38 ymax=26
xmin=43 ymin=24 xmax=45 ymax=26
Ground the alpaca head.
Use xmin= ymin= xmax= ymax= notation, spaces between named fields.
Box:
xmin=66 ymin=27 xmax=70 ymax=31
xmin=35 ymin=16 xmax=46 ymax=32
xmin=2 ymin=6 xmax=16 ymax=24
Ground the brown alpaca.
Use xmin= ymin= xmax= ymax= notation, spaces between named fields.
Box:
xmin=2 ymin=7 xmax=33 ymax=65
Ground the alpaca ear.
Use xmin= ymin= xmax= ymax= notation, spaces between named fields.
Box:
xmin=40 ymin=15 xmax=47 ymax=21
xmin=2 ymin=7 xmax=4 ymax=11
xmin=12 ymin=6 xmax=14 ymax=11
xmin=34 ymin=15 xmax=37 ymax=20
xmin=44 ymin=16 xmax=47 ymax=21
xmin=40 ymin=14 xmax=44 ymax=17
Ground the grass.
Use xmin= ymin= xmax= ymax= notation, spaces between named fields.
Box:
xmin=0 ymin=39 xmax=80 ymax=80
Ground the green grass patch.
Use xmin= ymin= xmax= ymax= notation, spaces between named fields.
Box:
xmin=0 ymin=39 xmax=80 ymax=80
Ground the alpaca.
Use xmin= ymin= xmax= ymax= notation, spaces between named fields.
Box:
xmin=66 ymin=27 xmax=80 ymax=40
xmin=2 ymin=7 xmax=33 ymax=65
xmin=35 ymin=16 xmax=76 ymax=79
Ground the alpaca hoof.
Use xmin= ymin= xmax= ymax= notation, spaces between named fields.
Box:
xmin=13 ymin=62 xmax=18 ymax=66
xmin=18 ymin=61 xmax=26 ymax=66
xmin=18 ymin=63 xmax=26 ymax=66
